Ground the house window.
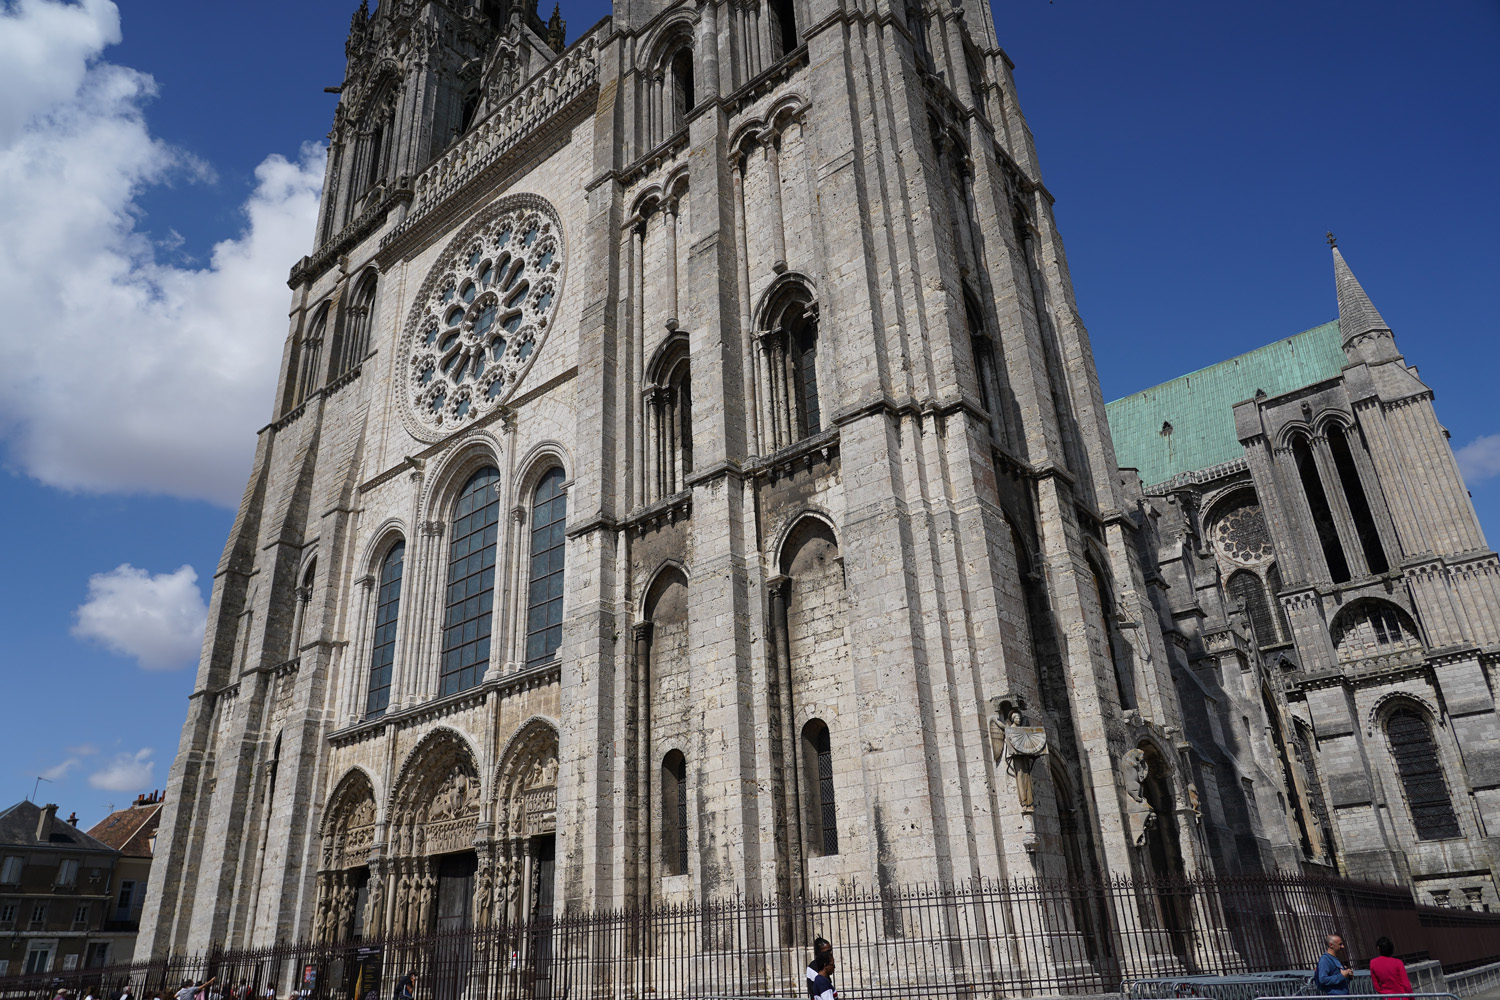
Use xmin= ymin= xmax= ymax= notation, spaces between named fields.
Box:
xmin=61 ymin=954 xmax=78 ymax=971
xmin=365 ymin=540 xmax=405 ymax=717
xmin=24 ymin=943 xmax=51 ymax=973
xmin=525 ymin=467 xmax=568 ymax=668
xmin=84 ymin=943 xmax=109 ymax=969
xmin=56 ymin=859 xmax=78 ymax=887
xmin=115 ymin=880 xmax=136 ymax=921
xmin=72 ymin=904 xmax=89 ymax=930
xmin=1387 ymin=708 xmax=1461 ymax=840
xmin=0 ymin=856 xmax=21 ymax=883
xmin=30 ymin=903 xmax=46 ymax=928
xmin=1 ymin=902 xmax=16 ymax=924
xmin=439 ymin=467 xmax=501 ymax=696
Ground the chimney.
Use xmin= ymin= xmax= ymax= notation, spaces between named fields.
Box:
xmin=36 ymin=803 xmax=57 ymax=841
xmin=67 ymin=812 xmax=78 ymax=826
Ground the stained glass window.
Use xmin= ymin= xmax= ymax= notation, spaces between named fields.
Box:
xmin=440 ymin=468 xmax=500 ymax=695
xmin=525 ymin=467 xmax=567 ymax=668
xmin=1387 ymin=709 xmax=1460 ymax=840
xmin=365 ymin=540 xmax=404 ymax=717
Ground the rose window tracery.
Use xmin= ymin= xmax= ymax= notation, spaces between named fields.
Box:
xmin=1212 ymin=498 xmax=1273 ymax=566
xmin=405 ymin=199 xmax=563 ymax=432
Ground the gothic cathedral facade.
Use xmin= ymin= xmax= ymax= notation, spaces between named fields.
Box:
xmin=138 ymin=0 xmax=1499 ymax=955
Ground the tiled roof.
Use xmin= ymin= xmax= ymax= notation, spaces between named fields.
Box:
xmin=87 ymin=801 xmax=163 ymax=858
xmin=1105 ymin=321 xmax=1347 ymax=488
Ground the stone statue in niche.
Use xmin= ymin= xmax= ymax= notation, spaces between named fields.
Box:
xmin=1122 ymin=747 xmax=1157 ymax=848
xmin=1186 ymin=782 xmax=1203 ymax=825
xmin=474 ymin=864 xmax=493 ymax=927
xmin=987 ymin=696 xmax=1048 ymax=812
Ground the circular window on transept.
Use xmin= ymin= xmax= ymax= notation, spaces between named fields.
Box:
xmin=1210 ymin=494 xmax=1273 ymax=566
xmin=402 ymin=196 xmax=564 ymax=435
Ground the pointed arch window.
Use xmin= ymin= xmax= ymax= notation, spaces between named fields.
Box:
xmin=662 ymin=750 xmax=688 ymax=876
xmin=440 ymin=468 xmax=500 ymax=696
xmin=647 ymin=347 xmax=693 ymax=503
xmin=293 ymin=306 xmax=329 ymax=408
xmin=759 ymin=288 xmax=821 ymax=450
xmin=291 ymin=558 xmax=317 ymax=659
xmin=365 ymin=540 xmax=404 ymax=718
xmin=525 ymin=467 xmax=568 ymax=668
xmin=1266 ymin=563 xmax=1290 ymax=642
xmin=1386 ymin=708 xmax=1460 ymax=840
xmin=335 ymin=273 xmax=378 ymax=378
xmin=1327 ymin=425 xmax=1389 ymax=575
xmin=669 ymin=47 xmax=695 ymax=128
xmin=1226 ymin=570 xmax=1276 ymax=648
xmin=801 ymin=719 xmax=838 ymax=856
xmin=1291 ymin=435 xmax=1351 ymax=583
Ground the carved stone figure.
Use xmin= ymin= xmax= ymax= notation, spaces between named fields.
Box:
xmin=474 ymin=865 xmax=493 ymax=927
xmin=1186 ymin=782 xmax=1203 ymax=825
xmin=1122 ymin=748 xmax=1156 ymax=847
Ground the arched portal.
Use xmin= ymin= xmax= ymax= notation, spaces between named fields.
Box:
xmin=494 ymin=720 xmax=560 ymax=924
xmin=386 ymin=731 xmax=482 ymax=937
xmin=315 ymin=770 xmax=377 ymax=941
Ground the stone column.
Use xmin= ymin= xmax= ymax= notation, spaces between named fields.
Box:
xmin=633 ymin=621 xmax=654 ymax=895
xmin=763 ymin=137 xmax=787 ymax=270
xmin=730 ymin=155 xmax=760 ymax=453
xmin=663 ymin=199 xmax=680 ymax=326
xmin=767 ymin=575 xmax=805 ymax=897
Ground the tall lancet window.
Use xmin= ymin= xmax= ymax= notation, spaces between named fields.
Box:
xmin=647 ymin=341 xmax=693 ymax=503
xmin=662 ymin=750 xmax=689 ymax=876
xmin=802 ymin=719 xmax=838 ymax=856
xmin=293 ymin=305 xmax=329 ymax=408
xmin=526 ymin=467 xmax=568 ymax=667
xmin=335 ymin=272 xmax=378 ymax=378
xmin=1386 ymin=708 xmax=1460 ymax=841
xmin=365 ymin=540 xmax=404 ymax=718
xmin=757 ymin=284 xmax=821 ymax=451
xmin=440 ymin=468 xmax=500 ymax=695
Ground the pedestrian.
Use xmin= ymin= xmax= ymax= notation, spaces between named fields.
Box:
xmin=1370 ymin=937 xmax=1413 ymax=996
xmin=806 ymin=937 xmax=832 ymax=998
xmin=808 ymin=954 xmax=836 ymax=1000
xmin=1315 ymin=933 xmax=1354 ymax=995
xmin=175 ymin=981 xmax=197 ymax=1000
xmin=394 ymin=971 xmax=417 ymax=1000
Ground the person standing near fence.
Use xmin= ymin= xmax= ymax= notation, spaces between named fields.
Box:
xmin=1316 ymin=934 xmax=1354 ymax=995
xmin=1370 ymin=937 xmax=1413 ymax=996
xmin=809 ymin=954 xmax=836 ymax=1000
xmin=806 ymin=938 xmax=832 ymax=998
xmin=394 ymin=971 xmax=417 ymax=1000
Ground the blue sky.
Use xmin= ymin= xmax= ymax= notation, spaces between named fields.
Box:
xmin=0 ymin=0 xmax=1495 ymax=827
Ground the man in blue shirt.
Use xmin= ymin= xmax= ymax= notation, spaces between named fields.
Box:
xmin=1316 ymin=934 xmax=1354 ymax=994
xmin=809 ymin=954 xmax=836 ymax=1000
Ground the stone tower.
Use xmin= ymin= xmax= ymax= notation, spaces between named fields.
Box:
xmin=141 ymin=0 xmax=1224 ymax=955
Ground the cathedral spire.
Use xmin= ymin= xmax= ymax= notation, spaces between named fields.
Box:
xmin=1332 ymin=241 xmax=1399 ymax=364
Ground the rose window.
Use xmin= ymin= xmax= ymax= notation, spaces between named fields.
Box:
xmin=407 ymin=205 xmax=562 ymax=430
xmin=1212 ymin=500 xmax=1273 ymax=565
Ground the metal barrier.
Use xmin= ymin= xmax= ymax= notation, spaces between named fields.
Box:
xmin=1252 ymin=993 xmax=1459 ymax=1000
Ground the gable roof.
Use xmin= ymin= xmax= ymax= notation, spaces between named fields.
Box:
xmin=1104 ymin=321 xmax=1347 ymax=489
xmin=0 ymin=800 xmax=117 ymax=853
xmin=87 ymin=800 xmax=164 ymax=859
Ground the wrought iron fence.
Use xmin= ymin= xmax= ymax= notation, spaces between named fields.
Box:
xmin=2 ymin=873 xmax=1496 ymax=1000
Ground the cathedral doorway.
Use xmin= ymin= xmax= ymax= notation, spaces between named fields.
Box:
xmin=386 ymin=731 xmax=482 ymax=937
xmin=493 ymin=720 xmax=560 ymax=925
xmin=317 ymin=771 xmax=378 ymax=942
xmin=1138 ymin=745 xmax=1190 ymax=966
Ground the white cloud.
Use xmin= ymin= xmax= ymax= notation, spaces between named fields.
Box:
xmin=1457 ymin=434 xmax=1500 ymax=486
xmin=40 ymin=758 xmax=81 ymax=781
xmin=72 ymin=563 xmax=208 ymax=669
xmin=0 ymin=0 xmax=324 ymax=506
xmin=88 ymin=748 xmax=154 ymax=792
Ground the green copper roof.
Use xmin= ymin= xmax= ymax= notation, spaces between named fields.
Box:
xmin=1105 ymin=321 xmax=1346 ymax=488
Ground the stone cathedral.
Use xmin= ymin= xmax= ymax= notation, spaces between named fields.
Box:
xmin=138 ymin=0 xmax=1500 ymax=957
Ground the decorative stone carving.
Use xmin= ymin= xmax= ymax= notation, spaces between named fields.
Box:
xmin=1123 ymin=747 xmax=1157 ymax=848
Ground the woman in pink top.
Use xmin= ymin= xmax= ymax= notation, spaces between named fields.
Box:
xmin=1370 ymin=936 xmax=1414 ymax=996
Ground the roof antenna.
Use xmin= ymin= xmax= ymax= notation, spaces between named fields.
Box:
xmin=31 ymin=775 xmax=51 ymax=802
xmin=1326 ymin=231 xmax=1337 ymax=248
